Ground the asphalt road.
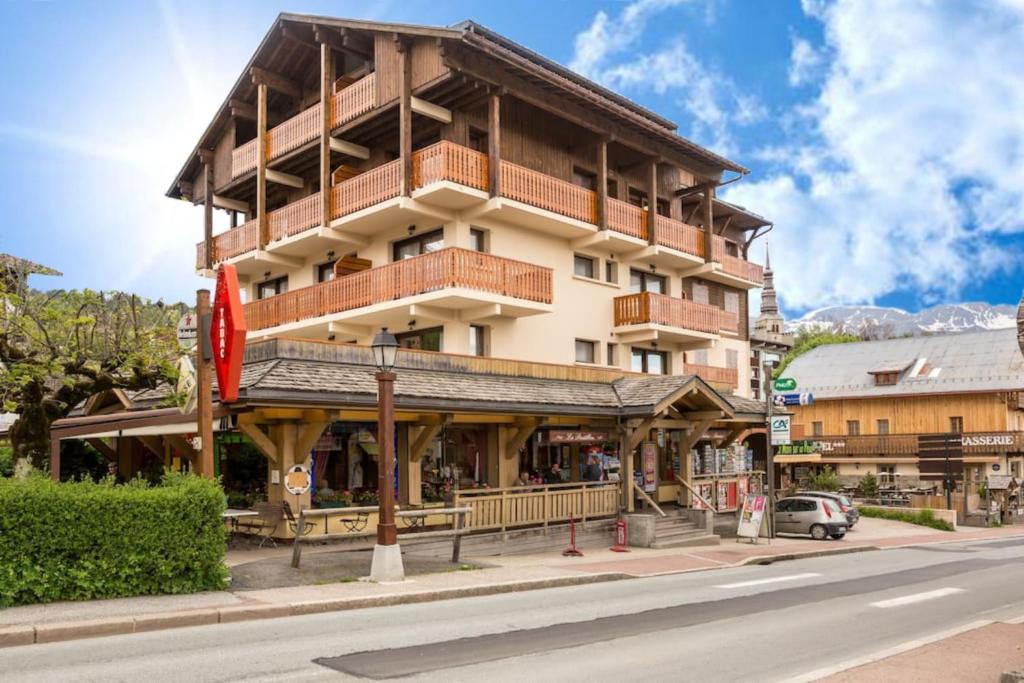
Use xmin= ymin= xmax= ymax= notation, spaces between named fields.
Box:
xmin=5 ymin=536 xmax=1024 ymax=683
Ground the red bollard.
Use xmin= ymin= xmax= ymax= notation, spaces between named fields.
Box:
xmin=610 ymin=518 xmax=630 ymax=552
xmin=562 ymin=515 xmax=584 ymax=557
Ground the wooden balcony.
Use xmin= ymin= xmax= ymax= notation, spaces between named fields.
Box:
xmin=244 ymin=247 xmax=552 ymax=332
xmin=613 ymin=291 xmax=734 ymax=343
xmin=607 ymin=198 xmax=647 ymax=240
xmin=411 ymin=141 xmax=489 ymax=208
xmin=230 ymin=74 xmax=377 ymax=179
xmin=702 ymin=235 xmax=764 ymax=287
xmin=683 ymin=363 xmax=738 ymax=388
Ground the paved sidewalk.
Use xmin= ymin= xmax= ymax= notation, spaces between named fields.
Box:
xmin=2 ymin=519 xmax=1022 ymax=649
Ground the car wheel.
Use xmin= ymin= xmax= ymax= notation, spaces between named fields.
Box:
xmin=810 ymin=524 xmax=828 ymax=540
xmin=830 ymin=534 xmax=845 ymax=540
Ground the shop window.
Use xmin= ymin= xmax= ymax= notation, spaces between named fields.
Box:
xmin=393 ymin=229 xmax=444 ymax=261
xmin=605 ymin=260 xmax=618 ymax=284
xmin=572 ymin=167 xmax=597 ymax=191
xmin=396 ymin=326 xmax=443 ymax=352
xmin=316 ymin=260 xmax=337 ymax=283
xmin=446 ymin=427 xmax=489 ymax=487
xmin=469 ymin=228 xmax=487 ymax=253
xmin=256 ymin=275 xmax=288 ymax=300
xmin=468 ymin=127 xmax=488 ymax=153
xmin=574 ymin=254 xmax=596 ymax=279
xmin=575 ymin=339 xmax=596 ymax=364
xmin=469 ymin=325 xmax=486 ymax=357
xmin=629 ymin=268 xmax=666 ymax=294
xmin=632 ymin=348 xmax=667 ymax=375
xmin=847 ymin=420 xmax=860 ymax=436
xmin=950 ymin=416 xmax=964 ymax=433
xmin=877 ymin=419 xmax=890 ymax=435
xmin=812 ymin=421 xmax=823 ymax=437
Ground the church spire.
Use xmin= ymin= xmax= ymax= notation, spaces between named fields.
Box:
xmin=759 ymin=240 xmax=778 ymax=317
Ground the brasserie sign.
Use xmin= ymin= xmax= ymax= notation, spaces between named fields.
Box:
xmin=962 ymin=434 xmax=1015 ymax=448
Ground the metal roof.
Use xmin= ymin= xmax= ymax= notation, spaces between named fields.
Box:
xmin=784 ymin=328 xmax=1024 ymax=399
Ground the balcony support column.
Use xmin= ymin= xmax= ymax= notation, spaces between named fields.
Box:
xmin=702 ymin=183 xmax=715 ymax=263
xmin=647 ymin=161 xmax=659 ymax=245
xmin=257 ymin=82 xmax=269 ymax=248
xmin=320 ymin=42 xmax=334 ymax=227
xmin=398 ymin=38 xmax=413 ymax=197
xmin=596 ymin=138 xmax=608 ymax=230
xmin=488 ymin=93 xmax=501 ymax=198
xmin=199 ymin=149 xmax=214 ymax=270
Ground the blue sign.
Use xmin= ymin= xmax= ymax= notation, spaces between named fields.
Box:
xmin=775 ymin=392 xmax=814 ymax=406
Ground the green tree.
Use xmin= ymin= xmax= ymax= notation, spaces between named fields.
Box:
xmin=0 ymin=264 xmax=183 ymax=469
xmin=774 ymin=328 xmax=861 ymax=378
xmin=855 ymin=471 xmax=879 ymax=498
xmin=809 ymin=465 xmax=841 ymax=492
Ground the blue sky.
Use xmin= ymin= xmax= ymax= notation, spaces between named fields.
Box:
xmin=1 ymin=0 xmax=1022 ymax=318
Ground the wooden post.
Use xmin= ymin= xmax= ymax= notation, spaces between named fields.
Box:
xmin=398 ymin=40 xmax=412 ymax=197
xmin=49 ymin=434 xmax=60 ymax=482
xmin=488 ymin=93 xmax=501 ymax=197
xmin=320 ymin=42 xmax=334 ymax=227
xmin=621 ymin=431 xmax=635 ymax=512
xmin=647 ymin=160 xmax=658 ymax=245
xmin=256 ymin=82 xmax=269 ymax=248
xmin=596 ymin=138 xmax=608 ymax=230
xmin=451 ymin=511 xmax=464 ymax=563
xmin=196 ymin=289 xmax=214 ymax=478
xmin=291 ymin=507 xmax=307 ymax=568
xmin=202 ymin=157 xmax=214 ymax=270
xmin=703 ymin=183 xmax=715 ymax=262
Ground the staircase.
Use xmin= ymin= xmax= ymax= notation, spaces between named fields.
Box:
xmin=650 ymin=508 xmax=720 ymax=549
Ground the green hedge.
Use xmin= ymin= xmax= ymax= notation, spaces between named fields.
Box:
xmin=0 ymin=472 xmax=228 ymax=607
xmin=859 ymin=506 xmax=955 ymax=532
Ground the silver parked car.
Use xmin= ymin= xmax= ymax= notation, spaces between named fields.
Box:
xmin=797 ymin=491 xmax=860 ymax=527
xmin=775 ymin=496 xmax=848 ymax=540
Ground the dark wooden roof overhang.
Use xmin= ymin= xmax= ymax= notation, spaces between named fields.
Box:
xmin=50 ymin=406 xmax=229 ymax=439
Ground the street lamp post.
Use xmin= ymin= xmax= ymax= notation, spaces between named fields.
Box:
xmin=369 ymin=328 xmax=404 ymax=583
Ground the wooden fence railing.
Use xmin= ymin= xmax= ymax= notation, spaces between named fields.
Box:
xmin=330 ymin=159 xmax=402 ymax=221
xmin=412 ymin=141 xmax=489 ymax=191
xmin=331 ymin=73 xmax=376 ymax=128
xmin=500 ymin=160 xmax=597 ymax=224
xmin=244 ymin=247 xmax=552 ymax=330
xmin=196 ymin=218 xmax=259 ymax=268
xmin=712 ymin=236 xmax=764 ymax=284
xmin=613 ymin=292 xmax=729 ymax=335
xmin=452 ymin=482 xmax=620 ymax=532
xmin=266 ymin=105 xmax=320 ymax=160
xmin=607 ymin=198 xmax=647 ymax=240
xmin=231 ymin=139 xmax=258 ymax=178
xmin=683 ymin=363 xmax=739 ymax=387
xmin=655 ymin=216 xmax=705 ymax=258
xmin=269 ymin=192 xmax=322 ymax=241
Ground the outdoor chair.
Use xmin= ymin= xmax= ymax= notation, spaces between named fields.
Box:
xmin=237 ymin=502 xmax=284 ymax=548
xmin=282 ymin=500 xmax=316 ymax=538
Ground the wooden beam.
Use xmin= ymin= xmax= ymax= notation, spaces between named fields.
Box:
xmin=256 ymin=83 xmax=269 ymax=248
xmin=685 ymin=201 xmax=701 ymax=225
xmin=398 ymin=38 xmax=413 ymax=197
xmin=596 ymin=138 xmax=608 ymax=230
xmin=212 ymin=194 xmax=249 ymax=213
xmin=136 ymin=436 xmax=164 ymax=458
xmin=409 ymin=424 xmax=442 ymax=462
xmin=295 ymin=421 xmax=330 ymax=462
xmin=504 ymin=418 xmax=540 ymax=459
xmin=702 ymin=184 xmax=715 ymax=262
xmin=329 ymin=137 xmax=370 ymax=159
xmin=281 ymin=26 xmax=317 ymax=50
xmin=488 ymin=93 xmax=500 ymax=198
xmin=626 ymin=414 xmax=660 ymax=452
xmin=265 ymin=169 xmax=304 ymax=188
xmin=229 ymin=98 xmax=257 ymax=121
xmin=320 ymin=41 xmax=334 ymax=228
xmin=202 ymin=160 xmax=214 ymax=269
xmin=250 ymin=66 xmax=301 ymax=99
xmin=313 ymin=24 xmax=344 ymax=51
xmin=715 ymin=214 xmax=734 ymax=236
xmin=238 ymin=421 xmax=279 ymax=463
xmin=85 ymin=438 xmax=116 ymax=460
xmin=681 ymin=419 xmax=716 ymax=453
xmin=647 ymin=160 xmax=658 ymax=246
xmin=718 ymin=426 xmax=746 ymax=448
xmin=50 ymin=436 xmax=60 ymax=482
xmin=340 ymin=28 xmax=373 ymax=59
xmin=684 ymin=410 xmax=726 ymax=421
xmin=411 ymin=96 xmax=452 ymax=123
xmin=166 ymin=435 xmax=197 ymax=459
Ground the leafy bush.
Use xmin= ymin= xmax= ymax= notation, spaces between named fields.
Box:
xmin=0 ymin=471 xmax=228 ymax=607
xmin=809 ymin=465 xmax=841 ymax=492
xmin=0 ymin=444 xmax=12 ymax=478
xmin=856 ymin=472 xmax=879 ymax=498
xmin=859 ymin=506 xmax=955 ymax=531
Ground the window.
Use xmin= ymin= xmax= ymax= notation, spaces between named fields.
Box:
xmin=316 ymin=260 xmax=337 ymax=283
xmin=629 ymin=269 xmax=666 ymax=294
xmin=724 ymin=240 xmax=740 ymax=257
xmin=950 ymin=416 xmax=964 ymax=433
xmin=874 ymin=372 xmax=899 ymax=386
xmin=796 ymin=499 xmax=818 ymax=513
xmin=879 ymin=465 xmax=895 ymax=477
xmin=393 ymin=229 xmax=443 ymax=261
xmin=469 ymin=325 xmax=486 ymax=357
xmin=627 ymin=187 xmax=647 ymax=208
xmin=396 ymin=327 xmax=443 ymax=352
xmin=847 ymin=420 xmax=860 ymax=436
xmin=656 ymin=198 xmax=670 ymax=217
xmin=575 ymin=339 xmax=596 ymax=364
xmin=877 ymin=419 xmax=890 ymax=435
xmin=691 ymin=282 xmax=709 ymax=305
xmin=468 ymin=127 xmax=488 ymax=153
xmin=690 ymin=349 xmax=708 ymax=366
xmin=606 ymin=343 xmax=617 ymax=367
xmin=574 ymin=254 xmax=596 ymax=279
xmin=726 ymin=349 xmax=738 ymax=369
xmin=632 ymin=348 xmax=667 ymax=374
xmin=469 ymin=228 xmax=486 ymax=253
xmin=256 ymin=275 xmax=287 ymax=300
xmin=724 ymin=291 xmax=740 ymax=316
xmin=572 ymin=167 xmax=597 ymax=191
xmin=606 ymin=178 xmax=619 ymax=199
xmin=604 ymin=261 xmax=617 ymax=284
xmin=812 ymin=421 xmax=823 ymax=437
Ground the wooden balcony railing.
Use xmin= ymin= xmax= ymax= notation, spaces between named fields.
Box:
xmin=266 ymin=105 xmax=320 ymax=160
xmin=655 ymin=216 xmax=705 ymax=258
xmin=499 ymin=160 xmax=597 ymax=224
xmin=607 ymin=198 xmax=647 ymax=240
xmin=412 ymin=141 xmax=489 ymax=191
xmin=613 ymin=291 xmax=730 ymax=335
xmin=452 ymin=482 xmax=619 ymax=532
xmin=331 ymin=73 xmax=376 ymax=128
xmin=329 ymin=159 xmax=402 ymax=221
xmin=683 ymin=363 xmax=738 ymax=387
xmin=231 ymin=139 xmax=258 ymax=179
xmin=719 ymin=309 xmax=739 ymax=333
xmin=244 ymin=247 xmax=553 ymax=330
xmin=269 ymin=192 xmax=322 ymax=241
xmin=196 ymin=218 xmax=259 ymax=268
xmin=712 ymin=236 xmax=764 ymax=284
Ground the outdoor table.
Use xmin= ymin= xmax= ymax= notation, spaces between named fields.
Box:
xmin=222 ymin=509 xmax=258 ymax=543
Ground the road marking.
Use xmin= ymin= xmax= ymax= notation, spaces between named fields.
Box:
xmin=870 ymin=587 xmax=964 ymax=608
xmin=714 ymin=572 xmax=821 ymax=589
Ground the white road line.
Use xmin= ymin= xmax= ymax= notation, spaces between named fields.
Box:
xmin=714 ymin=572 xmax=821 ymax=589
xmin=870 ymin=587 xmax=965 ymax=608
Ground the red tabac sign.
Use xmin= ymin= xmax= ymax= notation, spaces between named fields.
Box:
xmin=211 ymin=265 xmax=246 ymax=402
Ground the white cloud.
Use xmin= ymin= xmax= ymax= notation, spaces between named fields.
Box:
xmin=570 ymin=0 xmax=763 ymax=155
xmin=788 ymin=36 xmax=824 ymax=86
xmin=725 ymin=0 xmax=1024 ymax=311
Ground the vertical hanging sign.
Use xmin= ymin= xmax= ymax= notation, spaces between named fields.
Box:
xmin=211 ymin=265 xmax=247 ymax=402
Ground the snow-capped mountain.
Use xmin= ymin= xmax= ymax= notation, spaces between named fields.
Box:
xmin=788 ymin=303 xmax=1016 ymax=337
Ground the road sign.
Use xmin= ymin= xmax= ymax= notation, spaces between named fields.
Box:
xmin=776 ymin=392 xmax=814 ymax=406
xmin=770 ymin=415 xmax=791 ymax=445
xmin=211 ymin=265 xmax=247 ymax=402
xmin=176 ymin=356 xmax=197 ymax=415
xmin=176 ymin=313 xmax=198 ymax=351
xmin=285 ymin=465 xmax=312 ymax=496
xmin=773 ymin=377 xmax=797 ymax=392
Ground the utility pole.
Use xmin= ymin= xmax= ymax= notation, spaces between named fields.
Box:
xmin=944 ymin=433 xmax=952 ymax=511
xmin=764 ymin=350 xmax=776 ymax=539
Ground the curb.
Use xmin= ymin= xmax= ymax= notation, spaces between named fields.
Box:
xmin=0 ymin=572 xmax=628 ymax=650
